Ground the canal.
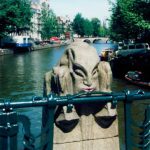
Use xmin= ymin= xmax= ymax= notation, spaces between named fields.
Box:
xmin=0 ymin=42 xmax=149 ymax=149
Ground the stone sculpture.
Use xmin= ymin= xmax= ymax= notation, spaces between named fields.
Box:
xmin=43 ymin=41 xmax=119 ymax=150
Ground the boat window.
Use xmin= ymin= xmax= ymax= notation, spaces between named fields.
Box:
xmin=136 ymin=44 xmax=144 ymax=49
xmin=122 ymin=45 xmax=127 ymax=50
xmin=129 ymin=45 xmax=135 ymax=49
xmin=23 ymin=38 xmax=26 ymax=43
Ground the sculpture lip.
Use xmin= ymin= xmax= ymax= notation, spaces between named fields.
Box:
xmin=82 ymin=88 xmax=96 ymax=92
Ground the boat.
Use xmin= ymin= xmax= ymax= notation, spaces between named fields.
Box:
xmin=14 ymin=35 xmax=32 ymax=49
xmin=125 ymin=71 xmax=150 ymax=88
xmin=4 ymin=35 xmax=33 ymax=52
xmin=100 ymin=48 xmax=114 ymax=61
xmin=115 ymin=43 xmax=150 ymax=57
xmin=110 ymin=43 xmax=150 ymax=78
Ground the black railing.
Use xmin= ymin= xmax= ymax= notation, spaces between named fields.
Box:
xmin=0 ymin=90 xmax=150 ymax=150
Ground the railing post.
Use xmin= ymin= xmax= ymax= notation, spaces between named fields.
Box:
xmin=0 ymin=110 xmax=18 ymax=150
xmin=41 ymin=94 xmax=56 ymax=150
xmin=141 ymin=105 xmax=150 ymax=150
xmin=124 ymin=90 xmax=133 ymax=150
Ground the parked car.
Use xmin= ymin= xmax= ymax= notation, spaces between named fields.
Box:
xmin=50 ymin=37 xmax=61 ymax=44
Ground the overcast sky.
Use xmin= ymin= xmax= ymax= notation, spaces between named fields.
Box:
xmin=50 ymin=0 xmax=114 ymax=21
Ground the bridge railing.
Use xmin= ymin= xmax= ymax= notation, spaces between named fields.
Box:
xmin=0 ymin=90 xmax=149 ymax=150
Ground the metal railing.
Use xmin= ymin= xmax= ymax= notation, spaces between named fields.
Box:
xmin=0 ymin=90 xmax=150 ymax=150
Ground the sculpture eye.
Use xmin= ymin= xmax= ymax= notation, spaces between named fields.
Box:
xmin=74 ymin=69 xmax=85 ymax=77
xmin=73 ymin=63 xmax=87 ymax=78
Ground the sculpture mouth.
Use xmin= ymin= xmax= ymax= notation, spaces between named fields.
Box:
xmin=82 ymin=88 xmax=96 ymax=92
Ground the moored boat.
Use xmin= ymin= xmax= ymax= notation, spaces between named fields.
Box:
xmin=115 ymin=43 xmax=150 ymax=57
xmin=5 ymin=35 xmax=33 ymax=53
xmin=110 ymin=44 xmax=150 ymax=78
xmin=125 ymin=71 xmax=150 ymax=88
xmin=15 ymin=36 xmax=32 ymax=48
xmin=16 ymin=36 xmax=33 ymax=53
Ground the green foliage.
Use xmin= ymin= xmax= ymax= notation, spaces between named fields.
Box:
xmin=72 ymin=13 xmax=107 ymax=37
xmin=40 ymin=3 xmax=58 ymax=40
xmin=72 ymin=13 xmax=85 ymax=37
xmin=83 ymin=19 xmax=93 ymax=37
xmin=99 ymin=22 xmax=109 ymax=37
xmin=91 ymin=18 xmax=101 ymax=37
xmin=0 ymin=0 xmax=32 ymax=38
xmin=109 ymin=2 xmax=127 ymax=41
xmin=109 ymin=0 xmax=150 ymax=42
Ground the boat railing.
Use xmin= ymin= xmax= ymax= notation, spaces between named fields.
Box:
xmin=0 ymin=90 xmax=149 ymax=150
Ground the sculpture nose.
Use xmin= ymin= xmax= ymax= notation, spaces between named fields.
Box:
xmin=83 ymin=78 xmax=92 ymax=87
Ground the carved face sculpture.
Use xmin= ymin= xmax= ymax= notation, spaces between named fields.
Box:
xmin=43 ymin=42 xmax=118 ymax=149
xmin=66 ymin=42 xmax=100 ymax=93
xmin=47 ymin=41 xmax=112 ymax=96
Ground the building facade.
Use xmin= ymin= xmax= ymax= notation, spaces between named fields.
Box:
xmin=30 ymin=0 xmax=72 ymax=41
xmin=31 ymin=2 xmax=41 ymax=40
xmin=30 ymin=0 xmax=50 ymax=41
xmin=57 ymin=15 xmax=72 ymax=39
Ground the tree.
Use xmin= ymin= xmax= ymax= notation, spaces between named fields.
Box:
xmin=83 ymin=19 xmax=93 ymax=37
xmin=91 ymin=18 xmax=101 ymax=37
xmin=109 ymin=1 xmax=127 ymax=41
xmin=0 ymin=0 xmax=32 ymax=38
xmin=72 ymin=13 xmax=108 ymax=38
xmin=109 ymin=0 xmax=150 ymax=42
xmin=99 ymin=21 xmax=109 ymax=37
xmin=40 ymin=3 xmax=58 ymax=40
xmin=72 ymin=13 xmax=85 ymax=37
xmin=132 ymin=0 xmax=150 ymax=43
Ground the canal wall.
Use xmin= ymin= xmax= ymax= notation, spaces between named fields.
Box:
xmin=32 ymin=42 xmax=69 ymax=51
xmin=0 ymin=41 xmax=71 ymax=56
xmin=0 ymin=38 xmax=108 ymax=56
xmin=0 ymin=48 xmax=13 ymax=56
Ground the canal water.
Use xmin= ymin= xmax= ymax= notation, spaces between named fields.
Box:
xmin=0 ymin=42 xmax=149 ymax=149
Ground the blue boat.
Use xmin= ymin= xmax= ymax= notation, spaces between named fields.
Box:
xmin=13 ymin=36 xmax=32 ymax=52
xmin=3 ymin=35 xmax=33 ymax=52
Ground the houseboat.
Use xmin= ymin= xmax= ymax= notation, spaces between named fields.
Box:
xmin=13 ymin=35 xmax=33 ymax=52
xmin=115 ymin=43 xmax=150 ymax=57
xmin=4 ymin=35 xmax=33 ymax=52
xmin=110 ymin=43 xmax=150 ymax=78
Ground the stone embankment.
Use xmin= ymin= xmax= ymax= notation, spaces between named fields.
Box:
xmin=0 ymin=40 xmax=72 ymax=56
xmin=0 ymin=48 xmax=13 ymax=56
xmin=0 ymin=38 xmax=108 ymax=56
xmin=32 ymin=42 xmax=68 ymax=51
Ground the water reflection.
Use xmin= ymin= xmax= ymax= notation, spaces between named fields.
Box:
xmin=0 ymin=46 xmax=67 ymax=99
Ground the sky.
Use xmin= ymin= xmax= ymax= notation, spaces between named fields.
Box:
xmin=50 ymin=0 xmax=114 ymax=22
